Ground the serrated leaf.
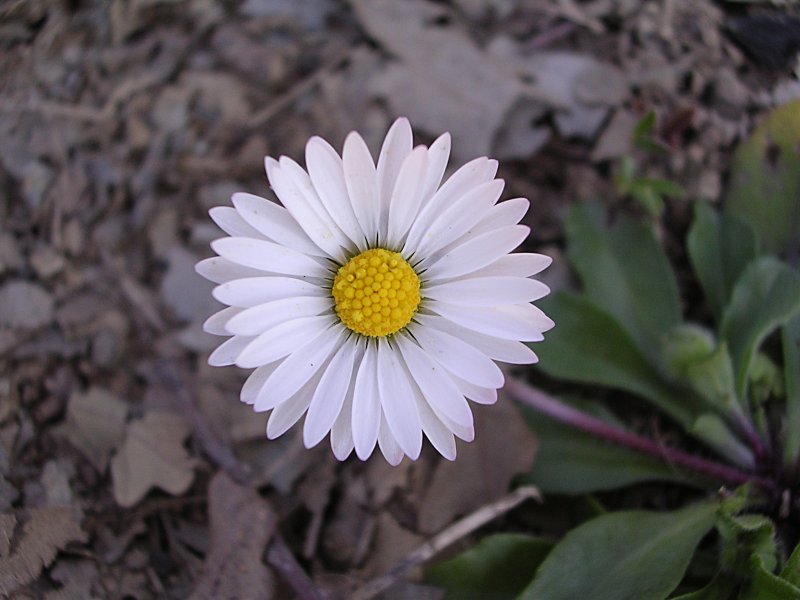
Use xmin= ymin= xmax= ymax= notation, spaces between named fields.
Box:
xmin=425 ymin=534 xmax=552 ymax=600
xmin=726 ymin=99 xmax=800 ymax=254
xmin=534 ymin=292 xmax=694 ymax=427
xmin=720 ymin=257 xmax=800 ymax=399
xmin=716 ymin=511 xmax=777 ymax=574
xmin=519 ymin=501 xmax=718 ymax=600
xmin=740 ymin=555 xmax=800 ymax=600
xmin=687 ymin=202 xmax=759 ymax=322
xmin=520 ymin=401 xmax=696 ymax=494
xmin=564 ymin=202 xmax=682 ymax=362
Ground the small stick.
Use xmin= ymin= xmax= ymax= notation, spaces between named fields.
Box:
xmin=267 ymin=534 xmax=329 ymax=600
xmin=351 ymin=486 xmax=541 ymax=600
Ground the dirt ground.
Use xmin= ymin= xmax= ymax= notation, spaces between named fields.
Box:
xmin=1 ymin=0 xmax=799 ymax=598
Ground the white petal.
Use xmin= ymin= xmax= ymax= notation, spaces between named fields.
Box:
xmin=352 ymin=342 xmax=381 ymax=460
xmin=306 ymin=136 xmax=368 ymax=248
xmin=242 ymin=362 xmax=281 ymax=405
xmin=425 ymin=276 xmax=550 ymax=306
xmin=419 ymin=132 xmax=451 ymax=203
xmin=331 ymin=348 xmax=361 ymax=460
xmin=377 ymin=117 xmax=413 ymax=242
xmin=304 ymin=341 xmax=357 ymax=448
xmin=343 ymin=131 xmax=380 ymax=242
xmin=279 ymin=156 xmax=354 ymax=252
xmin=411 ymin=325 xmax=504 ymax=389
xmin=378 ymin=413 xmax=404 ymax=466
xmin=412 ymin=385 xmax=457 ymax=460
xmin=255 ymin=325 xmax=344 ymax=412
xmin=397 ymin=335 xmax=474 ymax=429
xmin=416 ymin=313 xmax=540 ymax=363
xmin=415 ymin=179 xmax=504 ymax=256
xmin=209 ymin=206 xmax=264 ymax=238
xmin=449 ymin=373 xmax=498 ymax=405
xmin=266 ymin=365 xmax=326 ymax=439
xmin=236 ymin=314 xmax=336 ymax=368
xmin=386 ymin=146 xmax=428 ymax=248
xmin=441 ymin=197 xmax=529 ymax=253
xmin=430 ymin=404 xmax=474 ymax=442
xmin=195 ymin=257 xmax=265 ymax=284
xmin=203 ymin=306 xmax=244 ymax=335
xmin=377 ymin=340 xmax=422 ymax=460
xmin=422 ymin=225 xmax=529 ymax=281
xmin=208 ymin=335 xmax=254 ymax=366
xmin=464 ymin=253 xmax=552 ymax=279
xmin=232 ymin=192 xmax=326 ymax=257
xmin=225 ymin=296 xmax=331 ymax=336
xmin=428 ymin=301 xmax=554 ymax=341
xmin=405 ymin=156 xmax=496 ymax=253
xmin=213 ymin=277 xmax=327 ymax=308
xmin=211 ymin=237 xmax=328 ymax=278
xmin=266 ymin=158 xmax=348 ymax=261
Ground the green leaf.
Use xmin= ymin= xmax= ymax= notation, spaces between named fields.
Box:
xmin=783 ymin=313 xmax=800 ymax=465
xmin=670 ymin=575 xmax=737 ymax=600
xmin=716 ymin=511 xmax=777 ymax=574
xmin=740 ymin=555 xmax=800 ymax=600
xmin=425 ymin=534 xmax=552 ymax=600
xmin=726 ymin=99 xmax=800 ymax=254
xmin=565 ymin=202 xmax=682 ymax=362
xmin=519 ymin=502 xmax=718 ymax=600
xmin=690 ymin=414 xmax=754 ymax=469
xmin=520 ymin=401 xmax=696 ymax=494
xmin=687 ymin=202 xmax=759 ymax=322
xmin=720 ymin=257 xmax=800 ymax=399
xmin=535 ymin=292 xmax=694 ymax=426
xmin=780 ymin=541 xmax=800 ymax=586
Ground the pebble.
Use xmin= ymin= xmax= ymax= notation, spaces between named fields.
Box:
xmin=0 ymin=281 xmax=55 ymax=330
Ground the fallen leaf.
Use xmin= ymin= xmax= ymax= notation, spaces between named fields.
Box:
xmin=351 ymin=0 xmax=524 ymax=162
xmin=188 ymin=472 xmax=277 ymax=600
xmin=0 ymin=507 xmax=87 ymax=596
xmin=418 ymin=400 xmax=538 ymax=534
xmin=111 ymin=412 xmax=196 ymax=507
xmin=62 ymin=387 xmax=128 ymax=473
xmin=46 ymin=559 xmax=99 ymax=600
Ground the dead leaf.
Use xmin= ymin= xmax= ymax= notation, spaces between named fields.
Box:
xmin=45 ymin=559 xmax=99 ymax=600
xmin=0 ymin=507 xmax=87 ymax=596
xmin=188 ymin=472 xmax=277 ymax=600
xmin=111 ymin=411 xmax=196 ymax=507
xmin=365 ymin=513 xmax=423 ymax=578
xmin=417 ymin=400 xmax=538 ymax=534
xmin=0 ymin=280 xmax=54 ymax=330
xmin=351 ymin=0 xmax=524 ymax=162
xmin=62 ymin=387 xmax=128 ymax=473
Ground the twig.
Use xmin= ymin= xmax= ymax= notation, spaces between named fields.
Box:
xmin=247 ymin=45 xmax=354 ymax=129
xmin=505 ymin=377 xmax=776 ymax=492
xmin=267 ymin=534 xmax=329 ymax=600
xmin=351 ymin=486 xmax=541 ymax=600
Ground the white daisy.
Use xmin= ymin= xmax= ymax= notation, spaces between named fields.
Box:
xmin=196 ymin=118 xmax=554 ymax=465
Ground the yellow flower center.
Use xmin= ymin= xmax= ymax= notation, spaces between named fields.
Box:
xmin=332 ymin=248 xmax=421 ymax=337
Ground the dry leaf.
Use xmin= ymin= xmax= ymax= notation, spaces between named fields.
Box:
xmin=62 ymin=387 xmax=128 ymax=473
xmin=417 ymin=399 xmax=538 ymax=533
xmin=111 ymin=411 xmax=196 ymax=507
xmin=0 ymin=507 xmax=87 ymax=596
xmin=189 ymin=472 xmax=277 ymax=600
xmin=351 ymin=0 xmax=524 ymax=162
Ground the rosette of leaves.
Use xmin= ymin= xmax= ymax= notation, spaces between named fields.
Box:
xmin=426 ymin=102 xmax=800 ymax=598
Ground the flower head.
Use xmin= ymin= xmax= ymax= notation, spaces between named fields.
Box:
xmin=196 ymin=118 xmax=553 ymax=464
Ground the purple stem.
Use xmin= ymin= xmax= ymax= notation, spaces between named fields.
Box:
xmin=505 ymin=378 xmax=775 ymax=491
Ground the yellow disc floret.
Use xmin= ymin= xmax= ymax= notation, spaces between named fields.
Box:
xmin=332 ymin=248 xmax=421 ymax=337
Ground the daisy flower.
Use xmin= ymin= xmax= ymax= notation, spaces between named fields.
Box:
xmin=196 ymin=118 xmax=553 ymax=465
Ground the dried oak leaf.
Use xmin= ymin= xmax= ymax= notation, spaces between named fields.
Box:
xmin=0 ymin=507 xmax=87 ymax=596
xmin=111 ymin=411 xmax=197 ymax=508
xmin=189 ymin=472 xmax=277 ymax=600
xmin=62 ymin=387 xmax=128 ymax=473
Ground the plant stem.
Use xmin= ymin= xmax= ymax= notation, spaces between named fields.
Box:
xmin=505 ymin=377 xmax=775 ymax=491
